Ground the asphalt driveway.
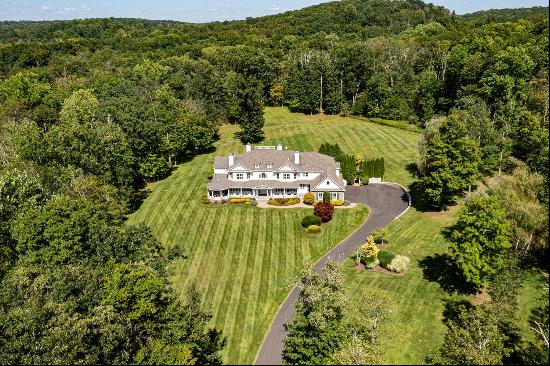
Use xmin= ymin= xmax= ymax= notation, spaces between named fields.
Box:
xmin=254 ymin=183 xmax=410 ymax=365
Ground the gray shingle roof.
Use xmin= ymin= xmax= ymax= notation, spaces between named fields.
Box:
xmin=209 ymin=148 xmax=346 ymax=191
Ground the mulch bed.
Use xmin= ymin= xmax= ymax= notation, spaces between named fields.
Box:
xmin=376 ymin=242 xmax=389 ymax=249
xmin=370 ymin=264 xmax=406 ymax=276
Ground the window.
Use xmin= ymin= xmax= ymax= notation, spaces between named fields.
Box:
xmin=294 ymin=173 xmax=298 ymax=179
xmin=274 ymin=188 xmax=284 ymax=195
xmin=254 ymin=163 xmax=260 ymax=168
xmin=247 ymin=173 xmax=251 ymax=179
xmin=303 ymin=172 xmax=309 ymax=177
xmin=300 ymin=184 xmax=309 ymax=190
xmin=332 ymin=192 xmax=338 ymax=200
xmin=326 ymin=180 xmax=330 ymax=185
xmin=283 ymin=173 xmax=291 ymax=180
xmin=260 ymin=173 xmax=267 ymax=179
xmin=229 ymin=173 xmax=233 ymax=178
xmin=236 ymin=173 xmax=244 ymax=180
xmin=317 ymin=192 xmax=323 ymax=200
xmin=276 ymin=173 xmax=280 ymax=179
xmin=267 ymin=163 xmax=272 ymax=168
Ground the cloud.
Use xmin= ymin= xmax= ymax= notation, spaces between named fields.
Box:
xmin=40 ymin=5 xmax=51 ymax=12
xmin=63 ymin=5 xmax=91 ymax=13
xmin=268 ymin=6 xmax=281 ymax=11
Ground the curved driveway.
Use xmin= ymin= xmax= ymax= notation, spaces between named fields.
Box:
xmin=254 ymin=183 xmax=410 ymax=365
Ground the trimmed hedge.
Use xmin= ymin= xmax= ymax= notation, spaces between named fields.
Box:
xmin=268 ymin=197 xmax=300 ymax=206
xmin=229 ymin=197 xmax=252 ymax=204
xmin=303 ymin=192 xmax=315 ymax=205
xmin=301 ymin=215 xmax=321 ymax=228
xmin=331 ymin=199 xmax=345 ymax=206
xmin=378 ymin=249 xmax=396 ymax=268
xmin=306 ymin=225 xmax=321 ymax=233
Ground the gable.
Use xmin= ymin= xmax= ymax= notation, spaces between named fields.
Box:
xmin=312 ymin=177 xmax=344 ymax=191
xmin=274 ymin=163 xmax=297 ymax=172
xmin=228 ymin=164 xmax=251 ymax=172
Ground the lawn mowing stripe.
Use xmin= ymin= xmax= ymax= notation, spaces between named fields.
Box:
xmin=235 ymin=207 xmax=267 ymax=363
xmin=222 ymin=209 xmax=260 ymax=363
xmin=201 ymin=206 xmax=235 ymax=304
xmin=216 ymin=208 xmax=256 ymax=362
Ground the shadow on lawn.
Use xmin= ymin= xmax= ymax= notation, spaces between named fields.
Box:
xmin=419 ymin=253 xmax=477 ymax=295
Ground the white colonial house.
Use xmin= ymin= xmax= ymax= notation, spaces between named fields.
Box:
xmin=207 ymin=143 xmax=346 ymax=201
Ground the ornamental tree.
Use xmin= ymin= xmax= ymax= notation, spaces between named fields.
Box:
xmin=314 ymin=201 xmax=334 ymax=223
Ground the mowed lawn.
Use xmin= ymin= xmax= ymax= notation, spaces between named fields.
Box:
xmin=343 ymin=207 xmax=462 ymax=364
xmin=128 ymin=107 xmax=419 ymax=364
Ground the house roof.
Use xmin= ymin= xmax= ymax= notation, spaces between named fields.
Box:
xmin=210 ymin=148 xmax=346 ymax=190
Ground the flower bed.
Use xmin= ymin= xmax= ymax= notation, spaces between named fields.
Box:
xmin=229 ymin=197 xmax=257 ymax=206
xmin=268 ymin=197 xmax=300 ymax=206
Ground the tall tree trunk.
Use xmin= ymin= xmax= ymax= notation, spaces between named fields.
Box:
xmin=319 ymin=74 xmax=323 ymax=113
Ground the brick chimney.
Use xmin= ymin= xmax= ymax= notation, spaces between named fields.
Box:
xmin=228 ymin=153 xmax=234 ymax=167
xmin=294 ymin=151 xmax=300 ymax=165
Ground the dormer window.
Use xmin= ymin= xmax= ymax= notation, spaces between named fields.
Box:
xmin=254 ymin=163 xmax=260 ymax=168
xmin=267 ymin=162 xmax=272 ymax=168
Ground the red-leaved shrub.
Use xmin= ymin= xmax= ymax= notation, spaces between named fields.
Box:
xmin=314 ymin=201 xmax=334 ymax=223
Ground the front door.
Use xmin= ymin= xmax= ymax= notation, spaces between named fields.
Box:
xmin=258 ymin=189 xmax=268 ymax=196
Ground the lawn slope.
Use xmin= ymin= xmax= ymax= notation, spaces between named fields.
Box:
xmin=128 ymin=107 xmax=419 ymax=364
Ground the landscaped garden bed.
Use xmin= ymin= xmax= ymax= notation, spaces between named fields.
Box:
xmin=353 ymin=229 xmax=410 ymax=275
xmin=268 ymin=197 xmax=300 ymax=206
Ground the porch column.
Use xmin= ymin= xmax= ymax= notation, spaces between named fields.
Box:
xmin=240 ymin=188 xmax=242 ymax=196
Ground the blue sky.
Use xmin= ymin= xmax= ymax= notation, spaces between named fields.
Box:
xmin=0 ymin=1 xmax=547 ymax=22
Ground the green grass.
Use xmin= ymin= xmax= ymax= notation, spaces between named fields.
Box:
xmin=343 ymin=207 xmax=463 ymax=364
xmin=128 ymin=107 xmax=420 ymax=364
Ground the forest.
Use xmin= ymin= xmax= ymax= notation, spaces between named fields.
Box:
xmin=0 ymin=0 xmax=548 ymax=364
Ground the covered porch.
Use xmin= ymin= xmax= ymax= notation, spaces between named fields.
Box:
xmin=208 ymin=187 xmax=299 ymax=200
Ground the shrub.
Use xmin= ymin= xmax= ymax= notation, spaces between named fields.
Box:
xmin=378 ymin=249 xmax=396 ymax=268
xmin=306 ymin=225 xmax=321 ymax=233
xmin=343 ymin=200 xmax=351 ymax=206
xmin=331 ymin=199 xmax=344 ymax=206
xmin=201 ymin=195 xmax=210 ymax=204
xmin=387 ymin=255 xmax=410 ymax=273
xmin=268 ymin=197 xmax=300 ymax=206
xmin=371 ymin=228 xmax=388 ymax=244
xmin=301 ymin=215 xmax=321 ymax=228
xmin=314 ymin=201 xmax=334 ymax=223
xmin=250 ymin=199 xmax=257 ymax=206
xmin=229 ymin=197 xmax=251 ymax=204
xmin=361 ymin=236 xmax=379 ymax=258
xmin=303 ymin=192 xmax=315 ymax=205
xmin=322 ymin=192 xmax=331 ymax=202
xmin=363 ymin=256 xmax=379 ymax=269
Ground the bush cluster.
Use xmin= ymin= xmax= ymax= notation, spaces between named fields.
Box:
xmin=229 ymin=197 xmax=252 ymax=204
xmin=303 ymin=192 xmax=314 ymax=205
xmin=313 ymin=201 xmax=334 ymax=223
xmin=306 ymin=225 xmax=321 ymax=233
xmin=377 ymin=249 xmax=396 ymax=268
xmin=331 ymin=199 xmax=345 ymax=206
xmin=268 ymin=197 xmax=300 ymax=206
xmin=301 ymin=215 xmax=321 ymax=228
xmin=343 ymin=200 xmax=351 ymax=206
xmin=386 ymin=255 xmax=410 ymax=273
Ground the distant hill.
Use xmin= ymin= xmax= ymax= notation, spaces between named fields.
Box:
xmin=461 ymin=6 xmax=549 ymax=22
xmin=0 ymin=0 xmax=454 ymax=43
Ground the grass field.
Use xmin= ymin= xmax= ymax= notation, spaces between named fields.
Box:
xmin=128 ymin=107 xmax=420 ymax=364
xmin=342 ymin=207 xmax=462 ymax=364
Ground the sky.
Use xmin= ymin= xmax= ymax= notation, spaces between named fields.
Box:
xmin=0 ymin=0 xmax=547 ymax=23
